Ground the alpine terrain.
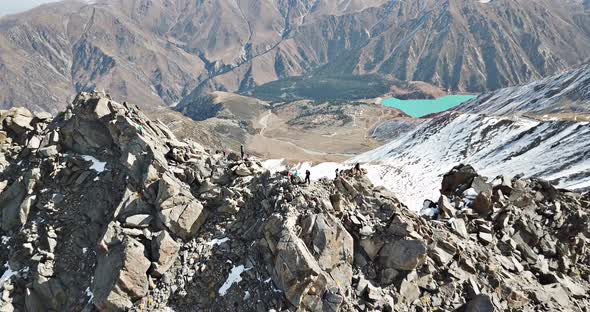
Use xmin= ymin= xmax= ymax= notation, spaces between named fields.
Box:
xmin=0 ymin=92 xmax=588 ymax=312
xmin=0 ymin=1 xmax=589 ymax=312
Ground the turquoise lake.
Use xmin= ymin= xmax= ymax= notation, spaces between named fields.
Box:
xmin=382 ymin=95 xmax=478 ymax=118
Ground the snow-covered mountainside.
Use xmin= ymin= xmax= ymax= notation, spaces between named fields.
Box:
xmin=457 ymin=63 xmax=590 ymax=115
xmin=352 ymin=64 xmax=590 ymax=209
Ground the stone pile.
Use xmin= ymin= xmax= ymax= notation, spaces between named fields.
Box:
xmin=0 ymin=94 xmax=588 ymax=312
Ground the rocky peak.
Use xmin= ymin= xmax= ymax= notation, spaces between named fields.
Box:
xmin=0 ymin=93 xmax=589 ymax=311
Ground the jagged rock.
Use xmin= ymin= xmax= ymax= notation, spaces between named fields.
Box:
xmin=151 ymin=231 xmax=180 ymax=277
xmin=93 ymin=238 xmax=151 ymax=311
xmin=438 ymin=195 xmax=456 ymax=217
xmin=0 ymin=131 xmax=8 ymax=144
xmin=441 ymin=164 xmax=478 ymax=196
xmin=378 ymin=240 xmax=427 ymax=271
xmin=0 ymin=180 xmax=27 ymax=231
xmin=301 ymin=214 xmax=353 ymax=288
xmin=26 ymin=136 xmax=41 ymax=149
xmin=464 ymin=294 xmax=494 ymax=312
xmin=234 ymin=164 xmax=252 ymax=177
xmin=38 ymin=145 xmax=59 ymax=157
xmin=124 ymin=214 xmax=153 ymax=228
xmin=473 ymin=191 xmax=493 ymax=216
xmin=3 ymin=107 xmax=34 ymax=137
xmin=264 ymin=213 xmax=344 ymax=310
xmin=450 ymin=218 xmax=469 ymax=239
xmin=399 ymin=279 xmax=421 ymax=304
xmin=217 ymin=198 xmax=239 ymax=214
xmin=156 ymin=174 xmax=207 ymax=239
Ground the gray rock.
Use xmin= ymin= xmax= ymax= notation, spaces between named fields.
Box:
xmin=478 ymin=232 xmax=493 ymax=244
xmin=27 ymin=136 xmax=42 ymax=149
xmin=378 ymin=240 xmax=427 ymax=271
xmin=151 ymin=231 xmax=180 ymax=277
xmin=234 ymin=164 xmax=252 ymax=177
xmin=473 ymin=191 xmax=493 ymax=216
xmin=464 ymin=294 xmax=494 ymax=312
xmin=124 ymin=214 xmax=153 ymax=228
xmin=39 ymin=145 xmax=59 ymax=158
xmin=156 ymin=174 xmax=207 ymax=239
xmin=0 ymin=180 xmax=27 ymax=231
xmin=450 ymin=218 xmax=469 ymax=239
xmin=399 ymin=279 xmax=421 ymax=304
xmin=93 ymin=238 xmax=151 ymax=311
xmin=438 ymin=195 xmax=456 ymax=218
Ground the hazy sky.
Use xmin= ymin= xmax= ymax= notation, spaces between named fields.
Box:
xmin=0 ymin=0 xmax=61 ymax=16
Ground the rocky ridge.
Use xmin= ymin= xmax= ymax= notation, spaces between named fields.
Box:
xmin=0 ymin=94 xmax=588 ymax=311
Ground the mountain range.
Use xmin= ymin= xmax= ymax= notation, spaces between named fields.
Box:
xmin=1 ymin=0 xmax=589 ymax=112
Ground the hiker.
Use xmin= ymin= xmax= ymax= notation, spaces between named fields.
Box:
xmin=305 ymin=170 xmax=311 ymax=185
xmin=354 ymin=163 xmax=361 ymax=175
xmin=335 ymin=168 xmax=340 ymax=178
xmin=240 ymin=144 xmax=245 ymax=160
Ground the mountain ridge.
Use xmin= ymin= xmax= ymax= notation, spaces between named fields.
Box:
xmin=0 ymin=91 xmax=589 ymax=311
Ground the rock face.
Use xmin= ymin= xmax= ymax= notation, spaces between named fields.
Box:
xmin=378 ymin=240 xmax=427 ymax=271
xmin=0 ymin=92 xmax=589 ymax=311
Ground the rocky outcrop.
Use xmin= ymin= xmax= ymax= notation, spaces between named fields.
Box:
xmin=0 ymin=93 xmax=588 ymax=312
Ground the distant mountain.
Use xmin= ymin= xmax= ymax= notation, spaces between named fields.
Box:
xmin=1 ymin=0 xmax=589 ymax=112
xmin=352 ymin=64 xmax=590 ymax=208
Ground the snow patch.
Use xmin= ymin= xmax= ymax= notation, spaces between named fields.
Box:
xmin=81 ymin=155 xmax=107 ymax=173
xmin=219 ymin=265 xmax=251 ymax=296
xmin=206 ymin=237 xmax=230 ymax=246
xmin=0 ymin=263 xmax=17 ymax=290
xmin=85 ymin=287 xmax=94 ymax=303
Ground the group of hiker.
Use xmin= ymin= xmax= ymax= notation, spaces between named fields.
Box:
xmin=215 ymin=144 xmax=250 ymax=160
xmin=289 ymin=163 xmax=363 ymax=186
xmin=210 ymin=143 xmax=365 ymax=186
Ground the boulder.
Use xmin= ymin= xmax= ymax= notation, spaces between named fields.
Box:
xmin=450 ymin=218 xmax=469 ymax=239
xmin=27 ymin=136 xmax=42 ymax=149
xmin=156 ymin=174 xmax=207 ymax=239
xmin=234 ymin=164 xmax=252 ymax=177
xmin=441 ymin=164 xmax=478 ymax=196
xmin=93 ymin=238 xmax=151 ymax=311
xmin=151 ymin=231 xmax=180 ymax=277
xmin=378 ymin=240 xmax=427 ymax=271
xmin=264 ymin=215 xmax=338 ymax=310
xmin=438 ymin=195 xmax=456 ymax=218
xmin=0 ymin=180 xmax=27 ymax=231
xmin=39 ymin=146 xmax=59 ymax=158
xmin=463 ymin=294 xmax=494 ymax=312
xmin=473 ymin=191 xmax=493 ymax=216
xmin=301 ymin=214 xmax=353 ymax=287
xmin=124 ymin=214 xmax=153 ymax=228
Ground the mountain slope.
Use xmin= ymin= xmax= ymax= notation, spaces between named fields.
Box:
xmin=352 ymin=64 xmax=590 ymax=208
xmin=457 ymin=63 xmax=590 ymax=115
xmin=1 ymin=92 xmax=589 ymax=312
xmin=1 ymin=0 xmax=590 ymax=111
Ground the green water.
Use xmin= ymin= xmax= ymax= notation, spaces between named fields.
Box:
xmin=382 ymin=95 xmax=477 ymax=118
